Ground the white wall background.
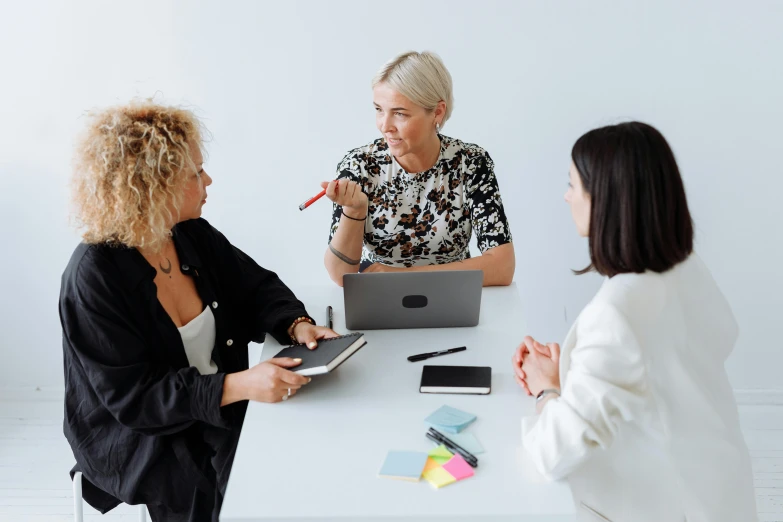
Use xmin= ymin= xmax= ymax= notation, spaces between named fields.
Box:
xmin=1 ymin=0 xmax=781 ymax=395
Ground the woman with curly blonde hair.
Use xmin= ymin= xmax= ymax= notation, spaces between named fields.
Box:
xmin=60 ymin=100 xmax=337 ymax=521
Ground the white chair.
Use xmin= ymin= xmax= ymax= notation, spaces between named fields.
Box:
xmin=73 ymin=471 xmax=147 ymax=522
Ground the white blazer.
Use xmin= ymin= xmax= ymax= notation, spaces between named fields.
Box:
xmin=522 ymin=254 xmax=757 ymax=522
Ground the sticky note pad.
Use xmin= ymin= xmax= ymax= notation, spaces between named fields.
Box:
xmin=448 ymin=432 xmax=485 ymax=455
xmin=428 ymin=444 xmax=453 ymax=465
xmin=378 ymin=451 xmax=429 ymax=482
xmin=442 ymin=453 xmax=475 ymax=481
xmin=422 ymin=457 xmax=441 ymax=474
xmin=423 ymin=466 xmax=457 ymax=488
xmin=425 ymin=405 xmax=477 ymax=434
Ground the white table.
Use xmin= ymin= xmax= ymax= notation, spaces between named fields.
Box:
xmin=222 ymin=284 xmax=575 ymax=522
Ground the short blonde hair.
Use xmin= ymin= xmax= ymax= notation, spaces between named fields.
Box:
xmin=372 ymin=51 xmax=454 ymax=126
xmin=71 ymin=100 xmax=205 ymax=252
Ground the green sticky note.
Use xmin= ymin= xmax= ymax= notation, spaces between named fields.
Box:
xmin=428 ymin=444 xmax=453 ymax=465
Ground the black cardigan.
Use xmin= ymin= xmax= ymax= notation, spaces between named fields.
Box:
xmin=59 ymin=218 xmax=312 ymax=511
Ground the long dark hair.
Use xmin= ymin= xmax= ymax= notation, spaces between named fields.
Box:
xmin=572 ymin=121 xmax=694 ymax=277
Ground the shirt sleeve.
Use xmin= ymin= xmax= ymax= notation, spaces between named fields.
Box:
xmin=194 ymin=219 xmax=313 ymax=345
xmin=521 ymin=304 xmax=648 ymax=481
xmin=465 ymin=149 xmax=513 ymax=252
xmin=328 ymin=150 xmax=368 ymax=245
xmin=61 ymin=263 xmax=229 ymax=436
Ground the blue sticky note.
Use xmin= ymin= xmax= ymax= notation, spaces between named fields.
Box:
xmin=425 ymin=405 xmax=477 ymax=434
xmin=378 ymin=451 xmax=429 ymax=482
xmin=447 ymin=432 xmax=485 ymax=455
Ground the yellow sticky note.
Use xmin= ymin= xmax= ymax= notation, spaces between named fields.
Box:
xmin=428 ymin=444 xmax=453 ymax=465
xmin=422 ymin=457 xmax=441 ymax=474
xmin=423 ymin=466 xmax=457 ymax=488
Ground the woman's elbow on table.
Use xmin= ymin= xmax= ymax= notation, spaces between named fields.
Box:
xmin=486 ymin=243 xmax=515 ymax=286
xmin=496 ymin=263 xmax=515 ymax=287
xmin=323 ymin=249 xmax=347 ymax=287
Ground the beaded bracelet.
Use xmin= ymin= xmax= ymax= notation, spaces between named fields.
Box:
xmin=287 ymin=316 xmax=315 ymax=343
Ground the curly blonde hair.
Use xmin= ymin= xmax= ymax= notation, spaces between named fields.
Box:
xmin=72 ymin=100 xmax=206 ymax=252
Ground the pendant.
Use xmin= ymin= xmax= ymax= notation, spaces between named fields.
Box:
xmin=159 ymin=258 xmax=172 ymax=275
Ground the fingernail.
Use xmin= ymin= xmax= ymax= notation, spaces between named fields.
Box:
xmin=293 ymin=358 xmax=302 ymax=363
xmin=308 ymin=342 xmax=316 ymax=348
xmin=308 ymin=378 xmax=312 ymax=383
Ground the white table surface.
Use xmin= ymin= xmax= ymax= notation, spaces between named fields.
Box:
xmin=221 ymin=284 xmax=575 ymax=522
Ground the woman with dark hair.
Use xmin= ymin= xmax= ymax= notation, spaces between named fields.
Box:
xmin=512 ymin=122 xmax=757 ymax=521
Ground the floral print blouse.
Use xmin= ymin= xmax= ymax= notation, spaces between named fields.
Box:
xmin=328 ymin=135 xmax=513 ymax=268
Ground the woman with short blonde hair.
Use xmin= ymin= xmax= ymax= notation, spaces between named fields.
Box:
xmin=372 ymin=51 xmax=455 ymax=125
xmin=61 ymin=100 xmax=337 ymax=521
xmin=323 ymin=51 xmax=515 ymax=286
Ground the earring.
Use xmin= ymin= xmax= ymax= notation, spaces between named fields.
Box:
xmin=435 ymin=122 xmax=441 ymax=134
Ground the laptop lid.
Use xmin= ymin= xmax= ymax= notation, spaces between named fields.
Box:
xmin=343 ymin=270 xmax=483 ymax=330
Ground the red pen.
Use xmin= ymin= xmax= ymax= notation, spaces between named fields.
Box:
xmin=299 ymin=180 xmax=337 ymax=211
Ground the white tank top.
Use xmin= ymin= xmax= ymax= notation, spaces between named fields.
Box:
xmin=177 ymin=307 xmax=218 ymax=375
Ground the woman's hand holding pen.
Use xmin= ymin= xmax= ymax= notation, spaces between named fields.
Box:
xmin=320 ymin=180 xmax=368 ymax=218
xmin=321 ymin=178 xmax=367 ymax=283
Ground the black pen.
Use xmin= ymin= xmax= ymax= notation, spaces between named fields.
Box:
xmin=407 ymin=346 xmax=466 ymax=362
xmin=326 ymin=306 xmax=333 ymax=329
xmin=426 ymin=432 xmax=478 ymax=468
xmin=427 ymin=428 xmax=479 ymax=466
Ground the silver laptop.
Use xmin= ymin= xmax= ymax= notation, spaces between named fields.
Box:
xmin=343 ymin=270 xmax=483 ymax=330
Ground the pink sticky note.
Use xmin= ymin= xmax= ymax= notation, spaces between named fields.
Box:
xmin=442 ymin=453 xmax=475 ymax=481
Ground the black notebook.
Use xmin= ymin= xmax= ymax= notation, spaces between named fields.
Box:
xmin=419 ymin=365 xmax=492 ymax=395
xmin=272 ymin=332 xmax=366 ymax=376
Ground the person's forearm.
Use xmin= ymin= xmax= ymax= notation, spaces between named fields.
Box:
xmin=221 ymin=371 xmax=248 ymax=407
xmin=324 ymin=206 xmax=367 ymax=286
xmin=402 ymin=243 xmax=515 ymax=286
